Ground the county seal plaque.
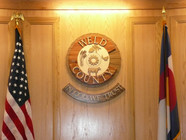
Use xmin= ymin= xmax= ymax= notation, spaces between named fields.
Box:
xmin=68 ymin=33 xmax=121 ymax=85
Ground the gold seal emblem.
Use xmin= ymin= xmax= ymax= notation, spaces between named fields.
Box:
xmin=68 ymin=33 xmax=121 ymax=85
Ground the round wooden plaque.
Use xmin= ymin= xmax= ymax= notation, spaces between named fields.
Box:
xmin=68 ymin=33 xmax=121 ymax=85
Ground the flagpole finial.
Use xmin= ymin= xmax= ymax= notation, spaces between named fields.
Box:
xmin=162 ymin=6 xmax=166 ymax=14
xmin=162 ymin=6 xmax=166 ymax=24
xmin=11 ymin=13 xmax=24 ymax=27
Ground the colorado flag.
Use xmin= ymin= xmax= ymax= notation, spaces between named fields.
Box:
xmin=158 ymin=24 xmax=180 ymax=140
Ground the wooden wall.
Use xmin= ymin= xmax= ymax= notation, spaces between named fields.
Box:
xmin=0 ymin=6 xmax=186 ymax=140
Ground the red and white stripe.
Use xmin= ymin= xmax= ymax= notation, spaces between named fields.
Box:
xmin=2 ymin=89 xmax=34 ymax=140
xmin=158 ymin=55 xmax=174 ymax=140
xmin=158 ymin=96 xmax=166 ymax=140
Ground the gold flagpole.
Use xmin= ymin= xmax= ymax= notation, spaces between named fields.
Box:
xmin=162 ymin=6 xmax=166 ymax=25
xmin=11 ymin=13 xmax=24 ymax=35
xmin=162 ymin=6 xmax=170 ymax=135
xmin=11 ymin=13 xmax=24 ymax=27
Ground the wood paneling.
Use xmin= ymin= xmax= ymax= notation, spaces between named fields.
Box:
xmin=29 ymin=25 xmax=53 ymax=140
xmin=0 ymin=5 xmax=186 ymax=140
xmin=22 ymin=17 xmax=59 ymax=140
xmin=0 ymin=22 xmax=9 ymax=139
xmin=170 ymin=16 xmax=186 ymax=140
xmin=0 ymin=17 xmax=14 ymax=139
xmin=130 ymin=17 xmax=161 ymax=140
xmin=58 ymin=12 xmax=133 ymax=140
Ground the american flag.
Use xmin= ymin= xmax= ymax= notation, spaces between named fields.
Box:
xmin=1 ymin=27 xmax=35 ymax=140
xmin=158 ymin=24 xmax=180 ymax=140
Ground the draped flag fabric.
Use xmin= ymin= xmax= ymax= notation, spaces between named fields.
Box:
xmin=2 ymin=27 xmax=35 ymax=140
xmin=158 ymin=24 xmax=180 ymax=140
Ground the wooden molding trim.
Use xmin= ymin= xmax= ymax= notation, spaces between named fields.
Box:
xmin=171 ymin=16 xmax=186 ymax=24
xmin=26 ymin=17 xmax=59 ymax=25
xmin=0 ymin=17 xmax=10 ymax=24
xmin=1 ymin=0 xmax=186 ymax=10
